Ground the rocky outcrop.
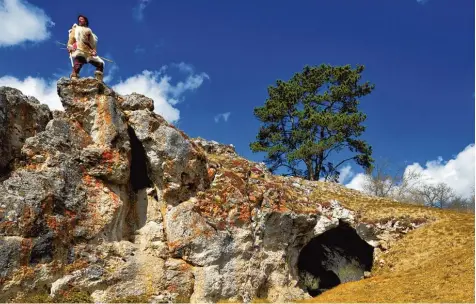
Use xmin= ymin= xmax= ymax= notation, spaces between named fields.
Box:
xmin=0 ymin=78 xmax=429 ymax=303
xmin=0 ymin=87 xmax=51 ymax=178
xmin=125 ymin=109 xmax=209 ymax=206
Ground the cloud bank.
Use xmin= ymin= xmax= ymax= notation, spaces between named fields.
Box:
xmin=344 ymin=144 xmax=475 ymax=199
xmin=0 ymin=0 xmax=54 ymax=47
xmin=0 ymin=75 xmax=61 ymax=109
xmin=112 ymin=64 xmax=209 ymax=122
xmin=0 ymin=63 xmax=208 ymax=123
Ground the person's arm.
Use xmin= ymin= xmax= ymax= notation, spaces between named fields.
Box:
xmin=67 ymin=27 xmax=76 ymax=52
xmin=84 ymin=39 xmax=96 ymax=56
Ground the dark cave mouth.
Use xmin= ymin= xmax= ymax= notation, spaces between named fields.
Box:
xmin=127 ymin=126 xmax=152 ymax=192
xmin=297 ymin=222 xmax=374 ymax=297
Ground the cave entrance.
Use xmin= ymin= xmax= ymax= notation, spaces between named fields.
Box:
xmin=297 ymin=222 xmax=374 ymax=297
xmin=127 ymin=126 xmax=152 ymax=192
xmin=127 ymin=126 xmax=152 ymax=231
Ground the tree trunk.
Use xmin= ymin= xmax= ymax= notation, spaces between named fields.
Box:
xmin=306 ymin=160 xmax=314 ymax=181
xmin=314 ymin=127 xmax=325 ymax=180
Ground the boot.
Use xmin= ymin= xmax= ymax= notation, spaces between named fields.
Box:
xmin=70 ymin=71 xmax=79 ymax=80
xmin=95 ymin=71 xmax=104 ymax=82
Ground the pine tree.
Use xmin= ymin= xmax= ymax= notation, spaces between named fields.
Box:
xmin=250 ymin=64 xmax=374 ymax=181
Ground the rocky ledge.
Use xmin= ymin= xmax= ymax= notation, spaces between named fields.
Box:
xmin=0 ymin=78 xmax=428 ymax=303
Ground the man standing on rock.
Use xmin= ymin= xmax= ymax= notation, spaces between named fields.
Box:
xmin=67 ymin=15 xmax=105 ymax=82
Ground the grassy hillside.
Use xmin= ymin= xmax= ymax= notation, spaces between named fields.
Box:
xmin=303 ymin=182 xmax=475 ymax=303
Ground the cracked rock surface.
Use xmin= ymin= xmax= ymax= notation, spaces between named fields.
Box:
xmin=0 ymin=87 xmax=52 ymax=178
xmin=0 ymin=78 xmax=429 ymax=303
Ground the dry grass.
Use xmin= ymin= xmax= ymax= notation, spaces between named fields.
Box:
xmin=16 ymin=289 xmax=93 ymax=303
xmin=300 ymin=182 xmax=475 ymax=303
xmin=310 ymin=181 xmax=446 ymax=223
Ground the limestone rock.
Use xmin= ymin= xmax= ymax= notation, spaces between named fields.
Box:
xmin=0 ymin=87 xmax=51 ymax=177
xmin=119 ymin=93 xmax=154 ymax=111
xmin=164 ymin=258 xmax=194 ymax=302
xmin=126 ymin=109 xmax=209 ymax=205
xmin=192 ymin=137 xmax=237 ymax=155
xmin=0 ymin=78 xmax=431 ymax=303
xmin=165 ymin=200 xmax=228 ymax=266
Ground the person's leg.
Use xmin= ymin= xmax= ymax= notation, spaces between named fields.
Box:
xmin=89 ymin=60 xmax=104 ymax=72
xmin=89 ymin=59 xmax=104 ymax=82
xmin=71 ymin=56 xmax=86 ymax=79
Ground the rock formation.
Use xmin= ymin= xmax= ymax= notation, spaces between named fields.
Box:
xmin=0 ymin=78 xmax=429 ymax=303
xmin=0 ymin=87 xmax=51 ymax=178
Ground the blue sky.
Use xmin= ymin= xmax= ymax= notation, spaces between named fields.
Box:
xmin=0 ymin=0 xmax=474 ymax=196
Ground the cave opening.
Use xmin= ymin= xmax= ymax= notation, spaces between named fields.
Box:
xmin=127 ymin=126 xmax=152 ymax=192
xmin=297 ymin=221 xmax=374 ymax=297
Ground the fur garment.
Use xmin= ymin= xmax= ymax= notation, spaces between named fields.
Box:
xmin=67 ymin=23 xmax=105 ymax=66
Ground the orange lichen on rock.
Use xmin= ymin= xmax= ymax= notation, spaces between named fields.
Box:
xmin=101 ymin=149 xmax=116 ymax=161
xmin=94 ymin=94 xmax=112 ymax=145
xmin=46 ymin=216 xmax=58 ymax=231
xmin=19 ymin=238 xmax=33 ymax=266
xmin=71 ymin=120 xmax=93 ymax=147
xmin=207 ymin=168 xmax=216 ymax=180
xmin=107 ymin=189 xmax=120 ymax=208
xmin=64 ymin=259 xmax=89 ymax=274
xmin=100 ymin=148 xmax=122 ymax=172
xmin=189 ymin=150 xmax=324 ymax=230
xmin=82 ymin=174 xmax=102 ymax=191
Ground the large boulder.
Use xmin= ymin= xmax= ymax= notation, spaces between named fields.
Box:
xmin=0 ymin=79 xmax=133 ymax=300
xmin=0 ymin=87 xmax=51 ymax=178
xmin=125 ymin=108 xmax=210 ymax=206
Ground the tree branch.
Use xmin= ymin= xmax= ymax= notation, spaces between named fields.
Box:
xmin=333 ymin=156 xmax=357 ymax=172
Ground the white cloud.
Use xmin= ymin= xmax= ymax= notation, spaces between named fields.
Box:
xmin=165 ymin=63 xmax=209 ymax=99
xmin=214 ymin=112 xmax=231 ymax=123
xmin=0 ymin=63 xmax=208 ymax=123
xmin=0 ymin=75 xmax=61 ymax=110
xmin=112 ymin=66 xmax=209 ymax=123
xmin=0 ymin=0 xmax=54 ymax=47
xmin=345 ymin=144 xmax=475 ymax=199
xmin=133 ymin=0 xmax=151 ymax=21
xmin=103 ymin=65 xmax=118 ymax=83
xmin=403 ymin=144 xmax=475 ymax=198
xmin=416 ymin=0 xmax=429 ymax=4
xmin=338 ymin=165 xmax=354 ymax=184
xmin=345 ymin=172 xmax=367 ymax=192
xmin=174 ymin=62 xmax=194 ymax=74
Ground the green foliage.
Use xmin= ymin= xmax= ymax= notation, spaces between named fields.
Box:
xmin=300 ymin=270 xmax=320 ymax=290
xmin=250 ymin=64 xmax=374 ymax=181
xmin=337 ymin=260 xmax=364 ymax=283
